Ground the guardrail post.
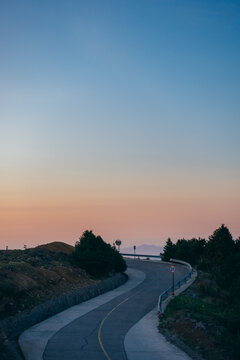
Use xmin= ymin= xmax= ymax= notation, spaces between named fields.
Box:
xmin=158 ymin=259 xmax=193 ymax=315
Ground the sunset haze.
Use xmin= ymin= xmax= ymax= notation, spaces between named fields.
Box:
xmin=1 ymin=0 xmax=239 ymax=249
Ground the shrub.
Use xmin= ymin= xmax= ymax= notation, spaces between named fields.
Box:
xmin=197 ymin=259 xmax=211 ymax=271
xmin=71 ymin=230 xmax=127 ymax=277
xmin=0 ymin=279 xmax=17 ymax=297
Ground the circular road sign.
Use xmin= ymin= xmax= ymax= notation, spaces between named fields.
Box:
xmin=169 ymin=265 xmax=176 ymax=273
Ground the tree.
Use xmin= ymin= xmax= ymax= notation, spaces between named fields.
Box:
xmin=71 ymin=230 xmax=127 ymax=277
xmin=161 ymin=237 xmax=206 ymax=265
xmin=161 ymin=238 xmax=175 ymax=261
xmin=206 ymin=224 xmax=234 ymax=266
xmin=187 ymin=238 xmax=206 ymax=264
xmin=174 ymin=239 xmax=193 ymax=264
xmin=235 ymin=237 xmax=240 ymax=252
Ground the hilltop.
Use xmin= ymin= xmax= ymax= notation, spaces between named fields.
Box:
xmin=35 ymin=241 xmax=74 ymax=255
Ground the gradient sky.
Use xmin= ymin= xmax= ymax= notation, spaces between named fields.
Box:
xmin=1 ymin=0 xmax=240 ymax=249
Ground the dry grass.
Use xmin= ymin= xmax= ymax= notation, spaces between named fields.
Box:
xmin=35 ymin=241 xmax=74 ymax=254
xmin=0 ymin=242 xmax=95 ymax=320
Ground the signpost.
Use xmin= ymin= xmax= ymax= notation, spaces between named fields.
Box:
xmin=169 ymin=264 xmax=176 ymax=296
xmin=115 ymin=240 xmax=121 ymax=252
xmin=133 ymin=245 xmax=136 ymax=259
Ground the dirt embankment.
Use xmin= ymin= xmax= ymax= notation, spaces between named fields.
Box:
xmin=0 ymin=242 xmax=95 ymax=320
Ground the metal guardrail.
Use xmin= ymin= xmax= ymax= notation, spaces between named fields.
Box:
xmin=121 ymin=253 xmax=162 ymax=259
xmin=157 ymin=259 xmax=193 ymax=315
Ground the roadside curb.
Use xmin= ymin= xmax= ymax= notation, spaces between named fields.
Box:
xmin=0 ymin=272 xmax=127 ymax=360
xmin=18 ymin=268 xmax=145 ymax=360
xmin=124 ymin=261 xmax=196 ymax=360
xmin=158 ymin=259 xmax=196 ymax=316
xmin=160 ymin=269 xmax=197 ymax=315
xmin=157 ymin=269 xmax=205 ymax=360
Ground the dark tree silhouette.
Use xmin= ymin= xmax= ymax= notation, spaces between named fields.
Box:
xmin=161 ymin=238 xmax=175 ymax=261
xmin=160 ymin=225 xmax=240 ymax=357
xmin=71 ymin=230 xmax=127 ymax=277
xmin=206 ymin=224 xmax=234 ymax=266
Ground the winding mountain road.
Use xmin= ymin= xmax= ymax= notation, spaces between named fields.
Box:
xmin=41 ymin=260 xmax=188 ymax=360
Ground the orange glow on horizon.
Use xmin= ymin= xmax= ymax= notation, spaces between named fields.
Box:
xmin=1 ymin=190 xmax=239 ymax=249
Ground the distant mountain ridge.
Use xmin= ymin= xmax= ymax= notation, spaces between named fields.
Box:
xmin=121 ymin=244 xmax=163 ymax=255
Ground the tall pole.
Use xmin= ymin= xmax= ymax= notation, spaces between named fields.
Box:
xmin=172 ymin=271 xmax=175 ymax=296
xmin=169 ymin=264 xmax=176 ymax=296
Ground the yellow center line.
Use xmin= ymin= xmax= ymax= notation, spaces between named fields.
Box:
xmin=98 ymin=297 xmax=130 ymax=360
xmin=97 ymin=288 xmax=146 ymax=360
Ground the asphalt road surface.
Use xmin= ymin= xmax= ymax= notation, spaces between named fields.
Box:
xmin=43 ymin=260 xmax=188 ymax=360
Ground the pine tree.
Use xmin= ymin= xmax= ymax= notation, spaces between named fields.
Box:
xmin=206 ymin=224 xmax=234 ymax=266
xmin=161 ymin=238 xmax=175 ymax=261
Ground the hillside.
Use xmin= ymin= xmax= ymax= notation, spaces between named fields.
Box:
xmin=35 ymin=241 xmax=74 ymax=254
xmin=0 ymin=242 xmax=95 ymax=320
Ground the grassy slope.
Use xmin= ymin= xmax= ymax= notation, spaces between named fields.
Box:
xmin=0 ymin=242 xmax=97 ymax=359
xmin=158 ymin=271 xmax=240 ymax=360
xmin=0 ymin=242 xmax=95 ymax=320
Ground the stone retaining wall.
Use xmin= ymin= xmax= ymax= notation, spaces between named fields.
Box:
xmin=0 ymin=272 xmax=127 ymax=359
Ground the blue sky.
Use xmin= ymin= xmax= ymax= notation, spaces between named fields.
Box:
xmin=0 ymin=0 xmax=240 ymax=247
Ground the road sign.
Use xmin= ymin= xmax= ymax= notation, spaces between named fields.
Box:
xmin=133 ymin=245 xmax=136 ymax=258
xmin=169 ymin=265 xmax=176 ymax=273
xmin=115 ymin=240 xmax=121 ymax=252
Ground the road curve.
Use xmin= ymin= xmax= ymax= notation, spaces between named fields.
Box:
xmin=43 ymin=260 xmax=188 ymax=360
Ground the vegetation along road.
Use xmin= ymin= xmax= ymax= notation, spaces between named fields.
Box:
xmin=42 ymin=260 xmax=188 ymax=360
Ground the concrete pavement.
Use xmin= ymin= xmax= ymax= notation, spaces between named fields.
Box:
xmin=42 ymin=261 xmax=188 ymax=359
xmin=125 ymin=306 xmax=191 ymax=360
xmin=19 ymin=260 xmax=192 ymax=360
xmin=124 ymin=270 xmax=197 ymax=360
xmin=19 ymin=268 xmax=145 ymax=360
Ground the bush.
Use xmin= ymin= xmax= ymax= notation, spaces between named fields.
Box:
xmin=71 ymin=230 xmax=127 ymax=277
xmin=161 ymin=237 xmax=206 ymax=265
xmin=197 ymin=259 xmax=211 ymax=271
xmin=0 ymin=279 xmax=17 ymax=297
